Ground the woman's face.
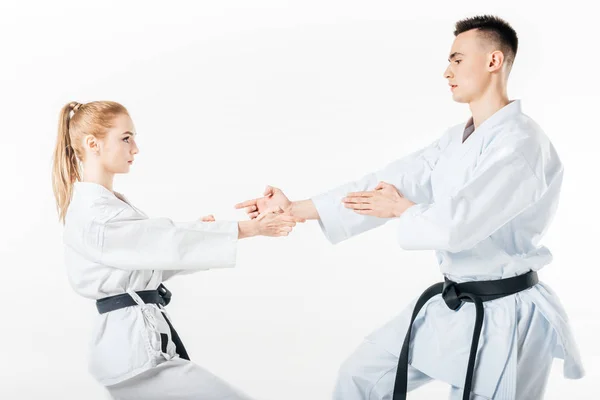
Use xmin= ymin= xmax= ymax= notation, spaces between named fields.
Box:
xmin=88 ymin=113 xmax=139 ymax=174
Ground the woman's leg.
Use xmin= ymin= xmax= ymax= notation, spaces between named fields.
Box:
xmin=107 ymin=357 xmax=254 ymax=400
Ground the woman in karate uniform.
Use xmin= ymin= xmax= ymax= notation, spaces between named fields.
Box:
xmin=51 ymin=100 xmax=304 ymax=399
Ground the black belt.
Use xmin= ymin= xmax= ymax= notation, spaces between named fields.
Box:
xmin=393 ymin=270 xmax=538 ymax=400
xmin=95 ymin=283 xmax=190 ymax=361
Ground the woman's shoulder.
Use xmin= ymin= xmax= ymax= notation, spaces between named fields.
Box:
xmin=63 ymin=192 xmax=133 ymax=260
xmin=69 ymin=190 xmax=127 ymax=223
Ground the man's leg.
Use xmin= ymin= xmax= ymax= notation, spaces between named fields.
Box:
xmin=448 ymin=296 xmax=556 ymax=400
xmin=333 ymin=338 xmax=433 ymax=400
xmin=511 ymin=297 xmax=555 ymax=399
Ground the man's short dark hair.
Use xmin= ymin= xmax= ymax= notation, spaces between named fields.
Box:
xmin=454 ymin=15 xmax=518 ymax=70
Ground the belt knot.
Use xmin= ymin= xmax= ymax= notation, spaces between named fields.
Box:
xmin=442 ymin=278 xmax=463 ymax=311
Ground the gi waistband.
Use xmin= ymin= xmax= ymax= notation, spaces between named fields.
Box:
xmin=94 ymin=283 xmax=191 ymax=361
xmin=95 ymin=283 xmax=172 ymax=314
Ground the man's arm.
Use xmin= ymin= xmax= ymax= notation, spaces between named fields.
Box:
xmin=305 ymin=135 xmax=450 ymax=244
xmin=288 ymin=199 xmax=320 ymax=220
xmin=235 ymin=132 xmax=451 ymax=244
xmin=395 ymin=137 xmax=556 ymax=252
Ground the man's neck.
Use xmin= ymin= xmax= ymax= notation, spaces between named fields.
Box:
xmin=468 ymin=89 xmax=509 ymax=130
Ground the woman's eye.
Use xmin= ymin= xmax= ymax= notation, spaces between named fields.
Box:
xmin=123 ymin=137 xmax=130 ymax=143
xmin=455 ymin=60 xmax=462 ymax=64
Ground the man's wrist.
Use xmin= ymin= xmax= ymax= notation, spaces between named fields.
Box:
xmin=285 ymin=201 xmax=295 ymax=215
xmin=287 ymin=199 xmax=319 ymax=220
xmin=393 ymin=202 xmax=403 ymax=218
xmin=394 ymin=200 xmax=416 ymax=218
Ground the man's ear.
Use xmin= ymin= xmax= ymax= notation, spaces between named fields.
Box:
xmin=488 ymin=50 xmax=504 ymax=72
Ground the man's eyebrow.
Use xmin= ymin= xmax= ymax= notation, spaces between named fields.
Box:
xmin=448 ymin=52 xmax=465 ymax=62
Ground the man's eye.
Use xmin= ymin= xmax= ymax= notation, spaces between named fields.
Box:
xmin=455 ymin=60 xmax=462 ymax=64
xmin=123 ymin=137 xmax=130 ymax=143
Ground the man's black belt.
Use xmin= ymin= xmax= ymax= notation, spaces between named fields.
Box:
xmin=393 ymin=270 xmax=539 ymax=400
xmin=95 ymin=283 xmax=190 ymax=361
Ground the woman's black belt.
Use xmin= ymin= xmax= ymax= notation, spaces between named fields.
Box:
xmin=95 ymin=283 xmax=190 ymax=361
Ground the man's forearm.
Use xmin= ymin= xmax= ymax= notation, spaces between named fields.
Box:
xmin=289 ymin=199 xmax=320 ymax=220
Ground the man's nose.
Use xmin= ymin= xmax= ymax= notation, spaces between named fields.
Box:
xmin=443 ymin=65 xmax=453 ymax=79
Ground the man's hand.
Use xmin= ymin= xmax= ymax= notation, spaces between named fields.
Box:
xmin=342 ymin=181 xmax=416 ymax=218
xmin=199 ymin=214 xmax=216 ymax=222
xmin=235 ymin=186 xmax=292 ymax=219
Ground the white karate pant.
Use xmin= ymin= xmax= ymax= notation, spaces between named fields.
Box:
xmin=333 ymin=299 xmax=556 ymax=400
xmin=106 ymin=357 xmax=254 ymax=400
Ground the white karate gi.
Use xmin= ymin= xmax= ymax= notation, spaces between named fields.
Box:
xmin=311 ymin=100 xmax=585 ymax=399
xmin=63 ymin=181 xmax=253 ymax=400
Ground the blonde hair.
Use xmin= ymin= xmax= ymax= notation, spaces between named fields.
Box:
xmin=52 ymin=101 xmax=129 ymax=224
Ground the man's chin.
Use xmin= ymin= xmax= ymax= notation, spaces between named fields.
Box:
xmin=452 ymin=94 xmax=469 ymax=104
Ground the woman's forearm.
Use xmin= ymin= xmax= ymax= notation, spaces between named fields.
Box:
xmin=238 ymin=220 xmax=258 ymax=239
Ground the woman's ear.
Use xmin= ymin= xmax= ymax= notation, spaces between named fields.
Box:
xmin=85 ymin=134 xmax=100 ymax=155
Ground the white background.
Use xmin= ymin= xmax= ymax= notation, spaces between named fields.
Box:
xmin=0 ymin=0 xmax=598 ymax=399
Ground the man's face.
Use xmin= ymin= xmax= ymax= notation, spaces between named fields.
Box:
xmin=444 ymin=29 xmax=492 ymax=104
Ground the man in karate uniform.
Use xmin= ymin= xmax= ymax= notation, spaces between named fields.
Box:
xmin=236 ymin=15 xmax=584 ymax=399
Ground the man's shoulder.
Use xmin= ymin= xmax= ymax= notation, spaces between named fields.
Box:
xmin=481 ymin=114 xmax=560 ymax=173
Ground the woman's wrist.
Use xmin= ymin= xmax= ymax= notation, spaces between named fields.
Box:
xmin=238 ymin=220 xmax=259 ymax=239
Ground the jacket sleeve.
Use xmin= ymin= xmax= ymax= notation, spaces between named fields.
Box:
xmin=395 ymin=137 xmax=560 ymax=252
xmin=311 ymin=134 xmax=448 ymax=245
xmin=91 ymin=209 xmax=239 ymax=271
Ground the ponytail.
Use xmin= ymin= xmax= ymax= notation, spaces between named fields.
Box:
xmin=52 ymin=102 xmax=82 ymax=224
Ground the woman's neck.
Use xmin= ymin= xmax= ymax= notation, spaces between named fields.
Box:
xmin=82 ymin=164 xmax=114 ymax=193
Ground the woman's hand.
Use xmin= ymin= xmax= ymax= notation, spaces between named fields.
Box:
xmin=255 ymin=207 xmax=305 ymax=237
xmin=237 ymin=207 xmax=305 ymax=239
xmin=199 ymin=214 xmax=215 ymax=222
